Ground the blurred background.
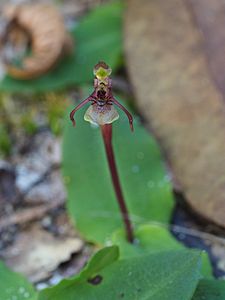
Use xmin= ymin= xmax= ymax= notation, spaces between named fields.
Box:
xmin=0 ymin=0 xmax=225 ymax=291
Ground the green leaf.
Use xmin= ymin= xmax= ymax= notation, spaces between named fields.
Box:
xmin=111 ymin=223 xmax=188 ymax=257
xmin=80 ymin=245 xmax=119 ymax=278
xmin=0 ymin=260 xmax=37 ymax=300
xmin=192 ymin=279 xmax=225 ymax=300
xmin=0 ymin=1 xmax=123 ymax=92
xmin=111 ymin=223 xmax=213 ymax=278
xmin=62 ymin=97 xmax=174 ymax=243
xmin=39 ymin=247 xmax=202 ymax=300
xmin=38 ymin=246 xmax=119 ymax=300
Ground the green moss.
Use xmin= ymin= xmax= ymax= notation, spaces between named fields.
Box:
xmin=20 ymin=115 xmax=38 ymax=135
xmin=0 ymin=124 xmax=11 ymax=156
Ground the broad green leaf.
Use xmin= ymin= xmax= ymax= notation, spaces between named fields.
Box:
xmin=39 ymin=247 xmax=202 ymax=300
xmin=0 ymin=1 xmax=123 ymax=92
xmin=38 ymin=246 xmax=119 ymax=300
xmin=62 ymin=98 xmax=174 ymax=243
xmin=111 ymin=224 xmax=212 ymax=278
xmin=0 ymin=261 xmax=37 ymax=300
xmin=192 ymin=279 xmax=225 ymax=300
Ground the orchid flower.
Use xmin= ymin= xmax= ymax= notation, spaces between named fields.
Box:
xmin=70 ymin=62 xmax=134 ymax=243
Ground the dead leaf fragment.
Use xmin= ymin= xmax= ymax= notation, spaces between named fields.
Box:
xmin=125 ymin=0 xmax=225 ymax=227
xmin=187 ymin=0 xmax=225 ymax=96
xmin=3 ymin=224 xmax=83 ymax=282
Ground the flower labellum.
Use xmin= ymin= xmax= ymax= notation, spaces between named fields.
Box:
xmin=84 ymin=103 xmax=119 ymax=126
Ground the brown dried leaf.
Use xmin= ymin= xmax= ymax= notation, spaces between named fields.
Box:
xmin=188 ymin=0 xmax=225 ymax=96
xmin=3 ymin=224 xmax=83 ymax=283
xmin=124 ymin=0 xmax=225 ymax=227
xmin=1 ymin=3 xmax=73 ymax=79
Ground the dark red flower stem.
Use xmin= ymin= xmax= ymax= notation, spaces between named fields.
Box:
xmin=101 ymin=124 xmax=134 ymax=243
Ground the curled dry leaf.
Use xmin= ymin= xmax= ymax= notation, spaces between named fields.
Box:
xmin=124 ymin=0 xmax=225 ymax=228
xmin=0 ymin=3 xmax=73 ymax=79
